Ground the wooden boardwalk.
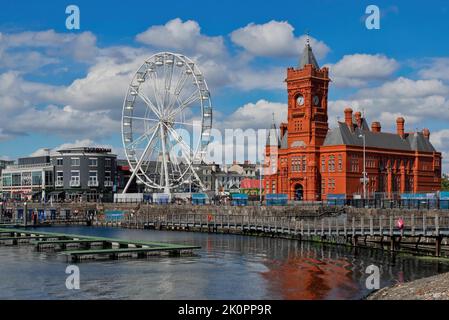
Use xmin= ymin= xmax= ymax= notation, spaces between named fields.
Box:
xmin=118 ymin=213 xmax=449 ymax=236
xmin=115 ymin=213 xmax=449 ymax=257
xmin=0 ymin=227 xmax=200 ymax=262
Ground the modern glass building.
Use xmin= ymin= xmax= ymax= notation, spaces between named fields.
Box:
xmin=1 ymin=156 xmax=54 ymax=201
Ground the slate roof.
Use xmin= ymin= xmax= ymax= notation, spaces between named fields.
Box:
xmin=299 ymin=43 xmax=319 ymax=69
xmin=322 ymin=122 xmax=436 ymax=152
xmin=280 ymin=131 xmax=288 ymax=149
xmin=266 ymin=122 xmax=281 ymax=147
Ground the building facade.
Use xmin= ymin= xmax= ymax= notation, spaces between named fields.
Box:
xmin=1 ymin=156 xmax=54 ymax=201
xmin=0 ymin=147 xmax=117 ymax=202
xmin=204 ymin=162 xmax=259 ymax=194
xmin=264 ymin=42 xmax=442 ymax=201
xmin=52 ymin=147 xmax=117 ymax=202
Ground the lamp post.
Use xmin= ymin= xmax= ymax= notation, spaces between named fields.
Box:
xmin=259 ymin=161 xmax=263 ymax=206
xmin=358 ymin=134 xmax=367 ymax=201
xmin=23 ymin=201 xmax=27 ymax=227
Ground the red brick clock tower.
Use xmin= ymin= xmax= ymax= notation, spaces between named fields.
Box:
xmin=285 ymin=41 xmax=330 ymax=200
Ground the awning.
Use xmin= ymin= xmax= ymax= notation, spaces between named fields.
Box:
xmin=192 ymin=193 xmax=208 ymax=200
xmin=231 ymin=193 xmax=248 ymax=200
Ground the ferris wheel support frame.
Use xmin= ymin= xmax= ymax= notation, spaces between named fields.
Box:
xmin=120 ymin=52 xmax=212 ymax=195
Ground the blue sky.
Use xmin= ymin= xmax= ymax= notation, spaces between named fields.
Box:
xmin=1 ymin=0 xmax=449 ymax=170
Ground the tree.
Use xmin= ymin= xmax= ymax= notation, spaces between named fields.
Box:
xmin=442 ymin=174 xmax=449 ymax=191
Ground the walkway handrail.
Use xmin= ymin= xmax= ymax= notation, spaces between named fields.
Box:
xmin=123 ymin=212 xmax=449 ymax=237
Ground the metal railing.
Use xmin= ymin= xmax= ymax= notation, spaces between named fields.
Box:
xmin=130 ymin=213 xmax=449 ymax=238
xmin=104 ymin=181 xmax=113 ymax=187
xmin=69 ymin=180 xmax=80 ymax=187
xmin=88 ymin=180 xmax=99 ymax=187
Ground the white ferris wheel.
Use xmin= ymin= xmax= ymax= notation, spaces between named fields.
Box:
xmin=121 ymin=52 xmax=212 ymax=194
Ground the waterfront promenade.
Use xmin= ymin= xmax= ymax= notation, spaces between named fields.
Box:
xmin=116 ymin=211 xmax=449 ymax=257
xmin=3 ymin=202 xmax=449 ymax=257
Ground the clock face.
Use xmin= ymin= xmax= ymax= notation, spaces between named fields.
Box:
xmin=313 ymin=95 xmax=320 ymax=106
xmin=296 ymin=95 xmax=304 ymax=106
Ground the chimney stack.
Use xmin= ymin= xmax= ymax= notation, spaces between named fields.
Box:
xmin=344 ymin=108 xmax=353 ymax=130
xmin=422 ymin=128 xmax=430 ymax=140
xmin=354 ymin=111 xmax=362 ymax=128
xmin=371 ymin=121 xmax=381 ymax=133
xmin=396 ymin=117 xmax=405 ymax=138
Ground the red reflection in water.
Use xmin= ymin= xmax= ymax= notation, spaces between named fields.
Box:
xmin=262 ymin=254 xmax=360 ymax=300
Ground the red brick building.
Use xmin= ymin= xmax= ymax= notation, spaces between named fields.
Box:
xmin=264 ymin=42 xmax=442 ymax=200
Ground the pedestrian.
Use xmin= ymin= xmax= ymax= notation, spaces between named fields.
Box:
xmin=397 ymin=217 xmax=404 ymax=231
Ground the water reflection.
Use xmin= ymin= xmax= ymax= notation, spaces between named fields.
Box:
xmin=0 ymin=226 xmax=448 ymax=300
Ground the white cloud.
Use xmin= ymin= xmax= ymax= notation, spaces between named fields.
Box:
xmin=12 ymin=105 xmax=119 ymax=138
xmin=136 ymin=18 xmax=226 ymax=58
xmin=327 ymin=54 xmax=399 ymax=87
xmin=430 ymin=129 xmax=449 ymax=150
xmin=0 ymin=72 xmax=120 ymax=140
xmin=0 ymin=51 xmax=59 ymax=72
xmin=324 ymin=77 xmax=449 ymax=132
xmin=0 ymin=71 xmax=57 ymax=110
xmin=0 ymin=129 xmax=9 ymax=141
xmin=328 ymin=95 xmax=448 ymax=131
xmin=203 ymin=99 xmax=289 ymax=164
xmin=219 ymin=99 xmax=287 ymax=130
xmin=429 ymin=129 xmax=449 ymax=173
xmin=230 ymin=20 xmax=330 ymax=59
xmin=230 ymin=67 xmax=285 ymax=91
xmin=356 ymin=77 xmax=449 ymax=99
xmin=40 ymin=55 xmax=146 ymax=113
xmin=0 ymin=30 xmax=98 ymax=71
xmin=0 ymin=19 xmax=330 ymax=144
xmin=418 ymin=58 xmax=449 ymax=81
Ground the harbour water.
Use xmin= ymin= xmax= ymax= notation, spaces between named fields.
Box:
xmin=1 ymin=226 xmax=449 ymax=300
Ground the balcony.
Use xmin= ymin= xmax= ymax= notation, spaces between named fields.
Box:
xmin=70 ymin=180 xmax=80 ymax=187
xmin=55 ymin=181 xmax=64 ymax=187
xmin=88 ymin=180 xmax=99 ymax=187
xmin=104 ymin=181 xmax=113 ymax=187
